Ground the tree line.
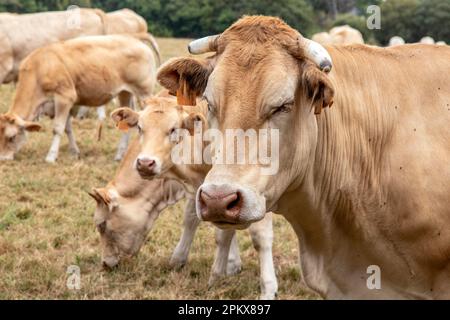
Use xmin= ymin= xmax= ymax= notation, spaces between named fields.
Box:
xmin=1 ymin=0 xmax=449 ymax=45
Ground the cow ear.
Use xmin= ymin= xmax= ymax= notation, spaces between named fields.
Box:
xmin=110 ymin=107 xmax=139 ymax=132
xmin=22 ymin=121 xmax=42 ymax=132
xmin=301 ymin=62 xmax=334 ymax=115
xmin=88 ymin=188 xmax=111 ymax=205
xmin=157 ymin=57 xmax=213 ymax=106
xmin=182 ymin=112 xmax=206 ymax=135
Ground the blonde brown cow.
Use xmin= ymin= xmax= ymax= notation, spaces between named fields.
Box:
xmin=0 ymin=35 xmax=157 ymax=162
xmin=157 ymin=16 xmax=450 ymax=299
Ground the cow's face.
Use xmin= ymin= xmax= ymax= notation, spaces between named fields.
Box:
xmin=157 ymin=16 xmax=334 ymax=228
xmin=89 ymin=187 xmax=159 ymax=268
xmin=0 ymin=114 xmax=41 ymax=160
xmin=111 ymin=98 xmax=205 ymax=180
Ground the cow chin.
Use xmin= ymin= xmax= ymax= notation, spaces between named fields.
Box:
xmin=0 ymin=153 xmax=14 ymax=161
xmin=102 ymin=255 xmax=120 ymax=269
xmin=196 ymin=181 xmax=267 ymax=226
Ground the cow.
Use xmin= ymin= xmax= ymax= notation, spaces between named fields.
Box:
xmin=0 ymin=8 xmax=161 ymax=84
xmin=312 ymin=25 xmax=364 ymax=45
xmin=89 ymin=137 xmax=276 ymax=298
xmin=110 ymin=96 xmax=279 ymax=299
xmin=388 ymin=36 xmax=405 ymax=47
xmin=0 ymin=35 xmax=157 ymax=162
xmin=156 ymin=16 xmax=450 ymax=299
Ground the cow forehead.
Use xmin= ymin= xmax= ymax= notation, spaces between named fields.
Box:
xmin=4 ymin=125 xmax=19 ymax=138
xmin=206 ymin=50 xmax=299 ymax=125
xmin=140 ymin=106 xmax=181 ymax=129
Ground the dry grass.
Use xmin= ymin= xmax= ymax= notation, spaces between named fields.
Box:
xmin=0 ymin=38 xmax=315 ymax=300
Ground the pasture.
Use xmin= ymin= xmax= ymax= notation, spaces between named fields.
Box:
xmin=0 ymin=38 xmax=314 ymax=300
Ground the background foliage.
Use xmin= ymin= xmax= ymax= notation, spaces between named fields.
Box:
xmin=0 ymin=0 xmax=449 ymax=44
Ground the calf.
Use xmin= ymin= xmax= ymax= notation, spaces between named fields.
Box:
xmin=0 ymin=34 xmax=157 ymax=162
xmin=111 ymin=97 xmax=278 ymax=299
xmin=89 ymin=137 xmax=261 ymax=296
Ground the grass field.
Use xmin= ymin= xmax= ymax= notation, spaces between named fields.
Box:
xmin=0 ymin=38 xmax=317 ymax=300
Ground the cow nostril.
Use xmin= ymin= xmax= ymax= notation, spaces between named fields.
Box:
xmin=137 ymin=158 xmax=156 ymax=169
xmin=226 ymin=192 xmax=241 ymax=211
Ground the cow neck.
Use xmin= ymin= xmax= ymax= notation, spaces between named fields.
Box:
xmin=9 ymin=72 xmax=47 ymax=121
xmin=304 ymin=69 xmax=392 ymax=240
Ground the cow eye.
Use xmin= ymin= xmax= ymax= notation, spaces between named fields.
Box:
xmin=7 ymin=135 xmax=16 ymax=143
xmin=203 ymin=96 xmax=215 ymax=114
xmin=169 ymin=127 xmax=177 ymax=136
xmin=271 ymin=103 xmax=293 ymax=116
xmin=97 ymin=221 xmax=107 ymax=234
xmin=137 ymin=125 xmax=143 ymax=135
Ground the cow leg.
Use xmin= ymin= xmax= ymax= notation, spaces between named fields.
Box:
xmin=249 ymin=212 xmax=278 ymax=300
xmin=208 ymin=229 xmax=236 ymax=287
xmin=64 ymin=115 xmax=80 ymax=158
xmin=169 ymin=199 xmax=200 ymax=269
xmin=96 ymin=106 xmax=106 ymax=121
xmin=76 ymin=106 xmax=89 ymax=119
xmin=226 ymin=235 xmax=242 ymax=275
xmin=114 ymin=92 xmax=134 ymax=161
xmin=45 ymin=97 xmax=74 ymax=163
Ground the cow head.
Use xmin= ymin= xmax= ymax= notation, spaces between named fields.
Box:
xmin=0 ymin=114 xmax=41 ymax=160
xmin=110 ymin=97 xmax=206 ymax=180
xmin=89 ymin=180 xmax=184 ymax=269
xmin=157 ymin=16 xmax=334 ymax=228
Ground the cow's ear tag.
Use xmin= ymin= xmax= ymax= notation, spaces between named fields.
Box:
xmin=117 ymin=120 xmax=129 ymax=132
xmin=176 ymin=76 xmax=197 ymax=106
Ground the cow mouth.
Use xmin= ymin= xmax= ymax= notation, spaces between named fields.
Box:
xmin=137 ymin=170 xmax=158 ymax=179
xmin=213 ymin=221 xmax=251 ymax=230
xmin=0 ymin=155 xmax=14 ymax=161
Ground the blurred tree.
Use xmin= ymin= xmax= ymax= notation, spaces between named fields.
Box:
xmin=415 ymin=0 xmax=450 ymax=43
xmin=373 ymin=0 xmax=419 ymax=45
xmin=1 ymin=0 xmax=448 ymax=43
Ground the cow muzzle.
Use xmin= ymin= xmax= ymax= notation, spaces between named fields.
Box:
xmin=135 ymin=155 xmax=160 ymax=178
xmin=102 ymin=256 xmax=120 ymax=269
xmin=196 ymin=183 xmax=266 ymax=228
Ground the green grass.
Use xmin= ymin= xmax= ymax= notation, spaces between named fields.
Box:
xmin=0 ymin=37 xmax=316 ymax=300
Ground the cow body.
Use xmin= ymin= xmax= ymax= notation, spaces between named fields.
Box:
xmin=0 ymin=35 xmax=156 ymax=162
xmin=312 ymin=25 xmax=364 ymax=45
xmin=0 ymin=9 xmax=105 ymax=84
xmin=0 ymin=9 xmax=160 ymax=84
xmin=157 ymin=16 xmax=450 ymax=299
xmin=278 ymin=44 xmax=450 ymax=299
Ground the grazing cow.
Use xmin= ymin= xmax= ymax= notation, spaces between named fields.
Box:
xmin=0 ymin=35 xmax=156 ymax=162
xmin=110 ymin=97 xmax=279 ymax=299
xmin=312 ymin=25 xmax=364 ymax=45
xmin=388 ymin=36 xmax=405 ymax=47
xmin=157 ymin=16 xmax=450 ymax=299
xmin=0 ymin=8 xmax=161 ymax=84
xmin=89 ymin=138 xmax=257 ymax=294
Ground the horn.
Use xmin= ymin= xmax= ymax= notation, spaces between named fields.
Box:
xmin=299 ymin=37 xmax=333 ymax=73
xmin=188 ymin=34 xmax=220 ymax=54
